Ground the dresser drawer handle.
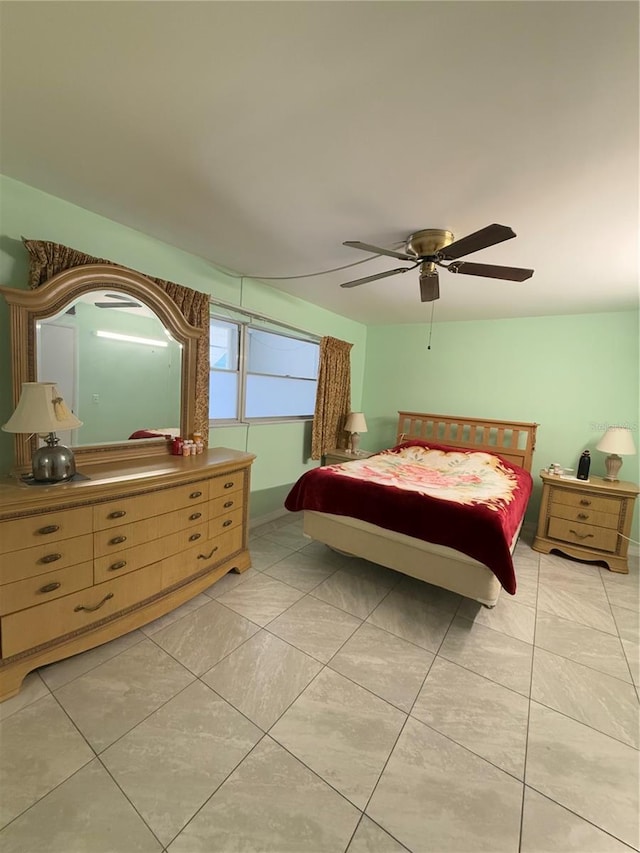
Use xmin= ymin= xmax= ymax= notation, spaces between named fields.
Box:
xmin=223 ymin=500 xmax=234 ymax=508
xmin=74 ymin=592 xmax=114 ymax=613
xmin=577 ymin=513 xmax=589 ymax=520
xmin=39 ymin=581 xmax=61 ymax=594
xmin=569 ymin=529 xmax=594 ymax=541
xmin=190 ymin=491 xmax=202 ymax=499
xmin=189 ymin=533 xmax=202 ymax=542
xmin=189 ymin=512 xmax=202 ymax=521
xmin=39 ymin=553 xmax=62 ymax=564
xmin=198 ymin=546 xmax=219 ymax=560
xmin=223 ymin=481 xmax=235 ymax=489
xmin=223 ymin=519 xmax=234 ymax=528
xmin=579 ymin=499 xmax=591 ymax=507
xmin=109 ymin=561 xmax=127 ymax=572
xmin=108 ymin=510 xmax=127 ymax=519
xmin=109 ymin=535 xmax=127 ymax=545
xmin=38 ymin=524 xmax=59 ymax=535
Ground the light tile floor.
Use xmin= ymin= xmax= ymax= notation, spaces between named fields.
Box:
xmin=0 ymin=513 xmax=638 ymax=852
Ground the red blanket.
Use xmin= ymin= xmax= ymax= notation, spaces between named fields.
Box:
xmin=285 ymin=441 xmax=533 ymax=594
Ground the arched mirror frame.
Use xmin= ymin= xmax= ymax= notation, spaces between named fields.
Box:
xmin=0 ymin=264 xmax=203 ymax=474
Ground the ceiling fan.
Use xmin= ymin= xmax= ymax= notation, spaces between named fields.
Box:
xmin=340 ymin=224 xmax=534 ymax=302
xmin=93 ymin=292 xmax=143 ymax=309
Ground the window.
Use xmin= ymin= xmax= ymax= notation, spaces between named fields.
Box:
xmin=209 ymin=317 xmax=319 ymax=422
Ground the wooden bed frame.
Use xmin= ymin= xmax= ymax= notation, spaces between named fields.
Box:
xmin=303 ymin=411 xmax=538 ymax=607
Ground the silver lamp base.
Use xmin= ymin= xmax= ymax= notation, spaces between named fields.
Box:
xmin=32 ymin=433 xmax=77 ymax=482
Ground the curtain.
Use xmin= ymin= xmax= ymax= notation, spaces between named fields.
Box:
xmin=311 ymin=336 xmax=353 ymax=460
xmin=22 ymin=238 xmax=211 ymax=443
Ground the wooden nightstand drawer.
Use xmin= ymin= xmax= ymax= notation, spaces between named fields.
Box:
xmin=547 ymin=517 xmax=618 ymax=553
xmin=549 ymin=499 xmax=620 ymax=530
xmin=550 ymin=488 xmax=621 ymax=515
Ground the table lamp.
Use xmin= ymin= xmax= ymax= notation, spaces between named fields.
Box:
xmin=345 ymin=412 xmax=368 ymax=455
xmin=2 ymin=382 xmax=83 ymax=482
xmin=596 ymin=427 xmax=636 ymax=482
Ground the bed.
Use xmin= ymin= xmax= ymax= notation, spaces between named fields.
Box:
xmin=286 ymin=412 xmax=538 ymax=607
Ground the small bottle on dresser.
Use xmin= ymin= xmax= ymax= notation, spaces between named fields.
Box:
xmin=577 ymin=450 xmax=591 ymax=480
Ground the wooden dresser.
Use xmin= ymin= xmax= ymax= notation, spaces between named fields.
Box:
xmin=0 ymin=448 xmax=254 ymax=700
xmin=533 ymin=471 xmax=639 ymax=572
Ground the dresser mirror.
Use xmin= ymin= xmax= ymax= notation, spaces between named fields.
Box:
xmin=0 ymin=264 xmax=203 ymax=473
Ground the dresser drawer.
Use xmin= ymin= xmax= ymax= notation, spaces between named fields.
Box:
xmin=93 ymin=482 xmax=209 ymax=530
xmin=161 ymin=527 xmax=244 ymax=588
xmin=209 ymin=508 xmax=243 ymax=539
xmin=0 ymin=534 xmax=94 ymax=585
xmin=210 ymin=493 xmax=243 ymax=518
xmin=0 ymin=562 xmax=94 ymax=616
xmin=94 ymin=523 xmax=208 ymax=583
xmin=94 ymin=506 xmax=207 ymax=557
xmin=550 ymin=488 xmax=622 ymax=516
xmin=210 ymin=472 xmax=245 ymax=500
xmin=547 ymin=517 xmax=619 ymax=553
xmin=1 ymin=564 xmax=162 ymax=658
xmin=549 ymin=500 xmax=620 ymax=530
xmin=0 ymin=507 xmax=92 ymax=556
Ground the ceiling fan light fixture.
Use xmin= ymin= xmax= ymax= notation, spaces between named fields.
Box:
xmin=419 ymin=264 xmax=440 ymax=302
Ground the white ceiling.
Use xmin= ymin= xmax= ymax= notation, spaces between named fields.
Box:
xmin=1 ymin=2 xmax=638 ymax=325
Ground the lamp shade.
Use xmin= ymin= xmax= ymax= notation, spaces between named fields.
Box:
xmin=596 ymin=427 xmax=636 ymax=456
xmin=2 ymin=382 xmax=82 ymax=434
xmin=345 ymin=412 xmax=367 ymax=433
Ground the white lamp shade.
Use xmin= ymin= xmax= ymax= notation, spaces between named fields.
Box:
xmin=345 ymin=412 xmax=367 ymax=433
xmin=596 ymin=427 xmax=636 ymax=456
xmin=2 ymin=382 xmax=82 ymax=434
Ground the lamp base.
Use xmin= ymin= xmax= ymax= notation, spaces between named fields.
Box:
xmin=603 ymin=453 xmax=623 ymax=482
xmin=32 ymin=433 xmax=77 ymax=482
xmin=350 ymin=432 xmax=361 ymax=455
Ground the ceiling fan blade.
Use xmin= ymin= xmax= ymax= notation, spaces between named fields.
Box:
xmin=439 ymin=224 xmax=516 ymax=260
xmin=343 ymin=241 xmax=415 ymax=262
xmin=447 ymin=261 xmax=534 ymax=281
xmin=94 ymin=301 xmax=143 ymax=308
xmin=340 ymin=265 xmax=416 ymax=288
xmin=419 ymin=270 xmax=440 ymax=302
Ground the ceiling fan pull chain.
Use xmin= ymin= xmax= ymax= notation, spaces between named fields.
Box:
xmin=427 ymin=301 xmax=436 ymax=350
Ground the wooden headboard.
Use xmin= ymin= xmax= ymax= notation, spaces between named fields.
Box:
xmin=396 ymin=411 xmax=538 ymax=473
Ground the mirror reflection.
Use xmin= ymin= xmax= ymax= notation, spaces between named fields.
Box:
xmin=36 ymin=289 xmax=182 ymax=446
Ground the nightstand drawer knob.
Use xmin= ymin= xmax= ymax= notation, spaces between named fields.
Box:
xmin=577 ymin=513 xmax=589 ymax=520
xmin=569 ymin=529 xmax=594 ymax=540
xmin=579 ymin=499 xmax=591 ymax=506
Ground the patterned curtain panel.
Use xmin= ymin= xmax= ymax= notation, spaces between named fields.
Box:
xmin=311 ymin=336 xmax=353 ymax=460
xmin=22 ymin=238 xmax=211 ymax=443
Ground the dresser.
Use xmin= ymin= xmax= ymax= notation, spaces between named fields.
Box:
xmin=0 ymin=448 xmax=254 ymax=701
xmin=532 ymin=471 xmax=639 ymax=572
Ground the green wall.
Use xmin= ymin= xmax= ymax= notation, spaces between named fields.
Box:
xmin=2 ymin=174 xmax=638 ymax=537
xmin=0 ymin=175 xmax=368 ymax=510
xmin=361 ymin=313 xmax=640 ymax=536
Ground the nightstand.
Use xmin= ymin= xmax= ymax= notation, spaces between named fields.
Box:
xmin=323 ymin=448 xmax=375 ymax=465
xmin=532 ymin=471 xmax=639 ymax=573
